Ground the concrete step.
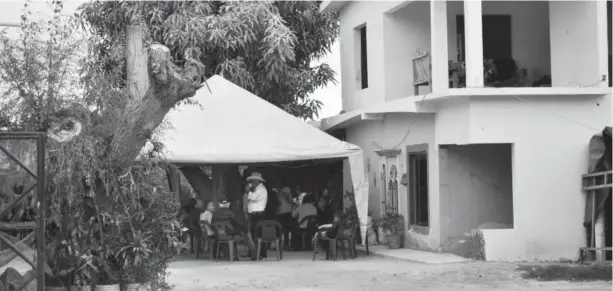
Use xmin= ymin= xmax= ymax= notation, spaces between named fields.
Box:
xmin=357 ymin=245 xmax=471 ymax=264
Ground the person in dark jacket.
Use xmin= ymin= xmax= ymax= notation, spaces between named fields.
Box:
xmin=211 ymin=196 xmax=249 ymax=260
xmin=212 ymin=196 xmax=248 ymax=235
xmin=313 ymin=211 xmax=342 ymax=258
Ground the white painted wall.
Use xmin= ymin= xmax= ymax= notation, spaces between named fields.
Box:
xmin=469 ymin=94 xmax=612 ymax=260
xmin=344 ymin=113 xmax=440 ymax=243
xmin=446 ymin=1 xmax=551 ymax=79
xmin=433 ymin=97 xmax=471 ymax=145
xmin=439 ymin=144 xmax=514 ymax=239
xmin=549 ymin=1 xmax=608 ymax=87
xmin=383 ymin=2 xmax=431 ymax=100
xmin=338 ymin=1 xmax=407 ymax=112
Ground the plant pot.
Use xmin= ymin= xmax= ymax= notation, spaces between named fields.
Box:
xmin=385 ymin=233 xmax=403 ymax=249
xmin=46 ymin=287 xmax=67 ymax=291
xmin=123 ymin=283 xmax=151 ymax=291
xmin=95 ymin=284 xmax=120 ymax=291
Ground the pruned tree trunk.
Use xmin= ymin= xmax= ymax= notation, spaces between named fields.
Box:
xmin=126 ymin=26 xmax=150 ymax=101
xmin=110 ymin=25 xmax=202 ymax=170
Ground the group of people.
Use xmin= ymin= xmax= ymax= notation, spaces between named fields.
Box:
xmin=195 ymin=171 xmax=344 ymax=260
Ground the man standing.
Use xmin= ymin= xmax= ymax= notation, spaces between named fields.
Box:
xmin=246 ymin=172 xmax=268 ymax=259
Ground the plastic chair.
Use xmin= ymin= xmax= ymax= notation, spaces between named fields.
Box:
xmin=212 ymin=221 xmax=239 ymax=261
xmin=292 ymin=215 xmax=318 ymax=250
xmin=196 ymin=221 xmax=215 ymax=259
xmin=336 ymin=225 xmax=358 ymax=259
xmin=255 ymin=220 xmax=283 ymax=262
xmin=312 ymin=229 xmax=339 ymax=261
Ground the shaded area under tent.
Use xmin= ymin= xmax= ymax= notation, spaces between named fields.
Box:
xmin=143 ymin=75 xmax=370 ymax=244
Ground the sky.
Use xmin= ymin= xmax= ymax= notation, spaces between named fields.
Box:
xmin=0 ymin=0 xmax=343 ymax=120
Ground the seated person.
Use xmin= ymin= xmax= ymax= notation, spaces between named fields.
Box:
xmin=313 ymin=211 xmax=342 ymax=258
xmin=291 ymin=194 xmax=318 ymax=249
xmin=292 ymin=194 xmax=318 ymax=228
xmin=199 ymin=201 xmax=216 ymax=238
xmin=211 ymin=196 xmax=248 ymax=259
xmin=212 ymin=196 xmax=248 ymax=235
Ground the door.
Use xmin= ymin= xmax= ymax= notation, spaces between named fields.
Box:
xmin=456 ymin=15 xmax=512 ymax=61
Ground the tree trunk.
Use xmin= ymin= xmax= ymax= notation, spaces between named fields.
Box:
xmin=126 ymin=26 xmax=150 ymax=101
xmin=109 ymin=26 xmax=202 ymax=170
xmin=179 ymin=166 xmax=214 ymax=203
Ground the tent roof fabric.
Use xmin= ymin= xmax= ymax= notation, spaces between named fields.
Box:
xmin=152 ymin=75 xmax=361 ymax=164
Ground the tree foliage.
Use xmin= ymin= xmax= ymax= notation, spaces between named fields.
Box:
xmin=79 ymin=1 xmax=339 ymax=120
xmin=0 ymin=1 xmax=85 ymax=132
xmin=0 ymin=2 xmax=181 ymax=287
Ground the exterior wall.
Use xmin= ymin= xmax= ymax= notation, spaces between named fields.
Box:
xmin=433 ymin=98 xmax=471 ymax=144
xmin=383 ymin=2 xmax=431 ymax=101
xmin=468 ymin=94 xmax=612 ymax=261
xmin=343 ymin=113 xmax=440 ymax=247
xmin=446 ymin=1 xmax=551 ymax=77
xmin=439 ymin=144 xmax=514 ymax=240
xmin=338 ymin=1 xmax=407 ymax=112
xmin=550 ymin=1 xmax=608 ymax=87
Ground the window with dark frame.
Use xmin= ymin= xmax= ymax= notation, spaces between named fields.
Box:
xmin=359 ymin=25 xmax=368 ymax=89
xmin=408 ymin=152 xmax=429 ymax=227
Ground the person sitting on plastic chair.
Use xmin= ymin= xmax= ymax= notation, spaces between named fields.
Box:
xmin=212 ymin=196 xmax=248 ymax=259
xmin=312 ymin=211 xmax=342 ymax=259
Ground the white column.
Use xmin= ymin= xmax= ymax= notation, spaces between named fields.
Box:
xmin=463 ymin=0 xmax=484 ymax=88
xmin=430 ymin=0 xmax=449 ymax=91
xmin=594 ymin=0 xmax=608 ymax=88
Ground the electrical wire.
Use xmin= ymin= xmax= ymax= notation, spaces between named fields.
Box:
xmin=372 ymin=92 xmax=432 ymax=150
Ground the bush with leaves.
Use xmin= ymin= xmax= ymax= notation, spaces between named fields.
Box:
xmin=1 ymin=2 xmax=181 ymax=289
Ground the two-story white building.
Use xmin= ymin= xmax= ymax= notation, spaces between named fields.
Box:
xmin=318 ymin=0 xmax=612 ymax=261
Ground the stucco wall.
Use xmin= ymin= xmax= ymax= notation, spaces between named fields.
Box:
xmin=549 ymin=1 xmax=606 ymax=87
xmin=468 ymin=94 xmax=612 ymax=260
xmin=338 ymin=1 xmax=407 ymax=112
xmin=383 ymin=2 xmax=431 ymax=101
xmin=439 ymin=144 xmax=514 ymax=240
xmin=446 ymin=1 xmax=551 ymax=78
xmin=344 ymin=113 xmax=439 ymax=243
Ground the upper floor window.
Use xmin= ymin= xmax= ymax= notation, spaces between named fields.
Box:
xmin=355 ymin=24 xmax=368 ymax=89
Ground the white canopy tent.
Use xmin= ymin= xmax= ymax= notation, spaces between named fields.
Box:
xmin=148 ymin=75 xmax=369 ymax=244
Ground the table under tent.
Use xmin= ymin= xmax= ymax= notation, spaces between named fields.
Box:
xmin=145 ymin=75 xmax=370 ymax=246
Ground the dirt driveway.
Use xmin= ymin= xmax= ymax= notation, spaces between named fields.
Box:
xmin=168 ymin=252 xmax=611 ymax=291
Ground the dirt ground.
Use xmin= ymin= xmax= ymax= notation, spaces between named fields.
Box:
xmin=167 ymin=252 xmax=612 ymax=291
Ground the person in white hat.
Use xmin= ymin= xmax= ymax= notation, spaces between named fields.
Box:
xmin=245 ymin=172 xmax=268 ymax=259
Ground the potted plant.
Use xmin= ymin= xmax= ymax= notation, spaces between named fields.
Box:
xmin=380 ymin=211 xmax=404 ymax=249
xmin=116 ymin=230 xmax=153 ymax=291
xmin=92 ymin=253 xmax=121 ymax=291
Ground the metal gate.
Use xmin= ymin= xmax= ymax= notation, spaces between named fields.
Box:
xmin=0 ymin=132 xmax=46 ymax=291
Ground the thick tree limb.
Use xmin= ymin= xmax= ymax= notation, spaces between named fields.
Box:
xmin=109 ymin=26 xmax=203 ymax=170
xmin=179 ymin=166 xmax=213 ymax=202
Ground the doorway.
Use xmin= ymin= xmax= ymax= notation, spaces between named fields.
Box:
xmin=456 ymin=15 xmax=512 ymax=61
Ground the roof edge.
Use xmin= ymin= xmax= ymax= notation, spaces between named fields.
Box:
xmin=320 ymin=1 xmax=349 ymax=13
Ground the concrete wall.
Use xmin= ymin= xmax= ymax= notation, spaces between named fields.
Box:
xmin=446 ymin=1 xmax=551 ymax=78
xmin=439 ymin=144 xmax=514 ymax=240
xmin=338 ymin=1 xmax=407 ymax=112
xmin=468 ymin=94 xmax=612 ymax=260
xmin=549 ymin=1 xmax=608 ymax=87
xmin=383 ymin=2 xmax=431 ymax=101
xmin=344 ymin=112 xmax=440 ymax=246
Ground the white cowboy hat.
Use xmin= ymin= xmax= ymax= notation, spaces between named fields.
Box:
xmin=245 ymin=172 xmax=266 ymax=182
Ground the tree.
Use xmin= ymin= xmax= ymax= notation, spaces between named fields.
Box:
xmin=76 ymin=1 xmax=339 ymax=200
xmin=79 ymin=1 xmax=339 ymax=121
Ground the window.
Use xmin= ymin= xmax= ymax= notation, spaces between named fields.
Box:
xmin=357 ymin=25 xmax=368 ymax=89
xmin=407 ymin=147 xmax=429 ymax=227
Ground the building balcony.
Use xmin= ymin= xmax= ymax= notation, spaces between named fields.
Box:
xmin=382 ymin=0 xmax=610 ymax=102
